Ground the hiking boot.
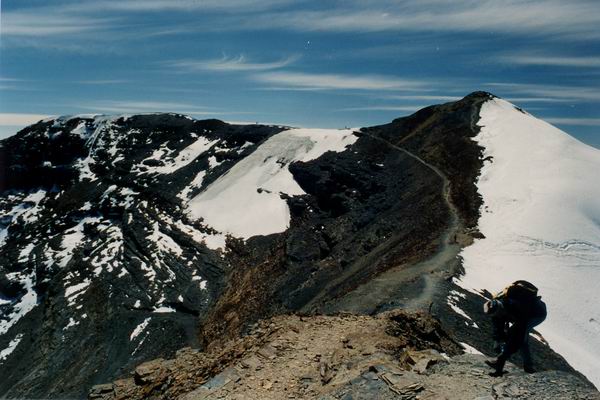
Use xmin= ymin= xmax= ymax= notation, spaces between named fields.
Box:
xmin=485 ymin=359 xmax=506 ymax=377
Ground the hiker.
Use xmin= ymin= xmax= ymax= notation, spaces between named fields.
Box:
xmin=483 ymin=280 xmax=547 ymax=376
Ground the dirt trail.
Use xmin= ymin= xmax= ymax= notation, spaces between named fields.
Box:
xmin=319 ymin=132 xmax=463 ymax=315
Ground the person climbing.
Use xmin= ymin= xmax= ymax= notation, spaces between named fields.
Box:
xmin=483 ymin=280 xmax=547 ymax=377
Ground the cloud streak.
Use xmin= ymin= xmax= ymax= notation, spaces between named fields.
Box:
xmin=0 ymin=113 xmax=51 ymax=126
xmin=6 ymin=0 xmax=600 ymax=41
xmin=65 ymin=0 xmax=297 ymax=13
xmin=487 ymin=82 xmax=600 ymax=102
xmin=231 ymin=1 xmax=600 ymax=40
xmin=545 ymin=117 xmax=600 ymax=127
xmin=168 ymin=54 xmax=299 ymax=72
xmin=499 ymin=54 xmax=600 ymax=68
xmin=77 ymin=100 xmax=217 ymax=115
xmin=1 ymin=10 xmax=117 ymax=37
xmin=335 ymin=105 xmax=426 ymax=112
xmin=254 ymin=71 xmax=428 ymax=91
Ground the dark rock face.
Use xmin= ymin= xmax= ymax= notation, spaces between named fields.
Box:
xmin=0 ymin=114 xmax=285 ymax=398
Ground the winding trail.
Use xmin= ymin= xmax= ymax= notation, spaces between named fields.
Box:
xmin=318 ymin=132 xmax=463 ymax=315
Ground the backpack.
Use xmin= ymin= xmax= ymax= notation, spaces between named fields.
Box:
xmin=497 ymin=280 xmax=539 ymax=303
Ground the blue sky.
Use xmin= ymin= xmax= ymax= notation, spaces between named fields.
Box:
xmin=1 ymin=0 xmax=600 ymax=148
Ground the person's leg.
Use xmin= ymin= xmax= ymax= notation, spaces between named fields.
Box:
xmin=487 ymin=322 xmax=527 ymax=376
xmin=491 ymin=315 xmax=507 ymax=355
xmin=521 ymin=333 xmax=534 ymax=372
xmin=521 ymin=314 xmax=546 ymax=372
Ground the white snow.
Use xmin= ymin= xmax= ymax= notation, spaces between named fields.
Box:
xmin=447 ymin=292 xmax=472 ymax=321
xmin=147 ymin=221 xmax=183 ymax=257
xmin=88 ymin=224 xmax=124 ymax=276
xmin=153 ymin=305 xmax=176 ymax=313
xmin=64 ymin=279 xmax=91 ymax=306
xmin=178 ymin=170 xmax=207 ymax=201
xmin=64 ymin=317 xmax=80 ymax=330
xmin=0 ymin=272 xmax=38 ymax=335
xmin=207 ymin=155 xmax=221 ymax=169
xmin=172 ymin=218 xmax=226 ymax=251
xmin=71 ymin=121 xmax=92 ymax=139
xmin=187 ymin=128 xmax=357 ymax=239
xmin=0 ymin=190 xmax=47 ymax=248
xmin=136 ymin=137 xmax=217 ymax=175
xmin=0 ymin=334 xmax=24 ymax=363
xmin=130 ymin=318 xmax=151 ymax=341
xmin=18 ymin=243 xmax=35 ymax=263
xmin=460 ymin=342 xmax=484 ymax=356
xmin=458 ymin=98 xmax=600 ymax=386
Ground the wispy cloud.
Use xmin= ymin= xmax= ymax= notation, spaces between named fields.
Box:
xmin=504 ymin=97 xmax=576 ymax=103
xmin=233 ymin=1 xmax=600 ymax=40
xmin=335 ymin=105 xmax=426 ymax=112
xmin=76 ymin=79 xmax=130 ymax=85
xmin=65 ymin=0 xmax=297 ymax=13
xmin=1 ymin=10 xmax=117 ymax=37
xmin=8 ymin=0 xmax=600 ymax=41
xmin=254 ymin=71 xmax=427 ymax=91
xmin=0 ymin=113 xmax=51 ymax=126
xmin=382 ymin=95 xmax=462 ymax=102
xmin=168 ymin=54 xmax=299 ymax=72
xmin=545 ymin=117 xmax=600 ymax=126
xmin=77 ymin=100 xmax=217 ymax=115
xmin=499 ymin=54 xmax=600 ymax=68
xmin=487 ymin=82 xmax=600 ymax=102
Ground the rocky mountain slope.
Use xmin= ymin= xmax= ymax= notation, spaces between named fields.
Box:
xmin=0 ymin=92 xmax=597 ymax=398
xmin=88 ymin=312 xmax=599 ymax=400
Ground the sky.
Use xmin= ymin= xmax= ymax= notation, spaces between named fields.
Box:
xmin=1 ymin=0 xmax=599 ymax=148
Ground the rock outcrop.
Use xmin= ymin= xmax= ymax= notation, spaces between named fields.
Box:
xmin=88 ymin=312 xmax=599 ymax=400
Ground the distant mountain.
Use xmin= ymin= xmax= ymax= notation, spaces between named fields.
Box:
xmin=0 ymin=92 xmax=597 ymax=398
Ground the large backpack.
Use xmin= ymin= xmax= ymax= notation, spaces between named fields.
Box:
xmin=498 ymin=280 xmax=539 ymax=303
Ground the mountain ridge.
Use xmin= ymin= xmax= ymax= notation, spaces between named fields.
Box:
xmin=1 ymin=92 xmax=597 ymax=398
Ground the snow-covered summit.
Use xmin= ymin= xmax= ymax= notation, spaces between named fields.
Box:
xmin=459 ymin=98 xmax=600 ymax=386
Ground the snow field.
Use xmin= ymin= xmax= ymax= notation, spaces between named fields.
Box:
xmin=458 ymin=98 xmax=600 ymax=386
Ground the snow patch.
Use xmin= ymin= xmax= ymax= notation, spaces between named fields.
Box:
xmin=178 ymin=171 xmax=206 ymax=201
xmin=0 ymin=272 xmax=38 ymax=335
xmin=188 ymin=128 xmax=357 ymax=239
xmin=460 ymin=342 xmax=483 ymax=355
xmin=136 ymin=136 xmax=217 ymax=175
xmin=18 ymin=243 xmax=35 ymax=263
xmin=0 ymin=190 xmax=47 ymax=248
xmin=64 ymin=279 xmax=91 ymax=306
xmin=147 ymin=222 xmax=183 ymax=257
xmin=130 ymin=318 xmax=151 ymax=341
xmin=153 ymin=306 xmax=176 ymax=313
xmin=64 ymin=317 xmax=80 ymax=330
xmin=0 ymin=334 xmax=24 ymax=363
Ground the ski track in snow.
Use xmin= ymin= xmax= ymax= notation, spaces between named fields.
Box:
xmin=187 ymin=128 xmax=357 ymax=239
xmin=458 ymin=98 xmax=600 ymax=386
